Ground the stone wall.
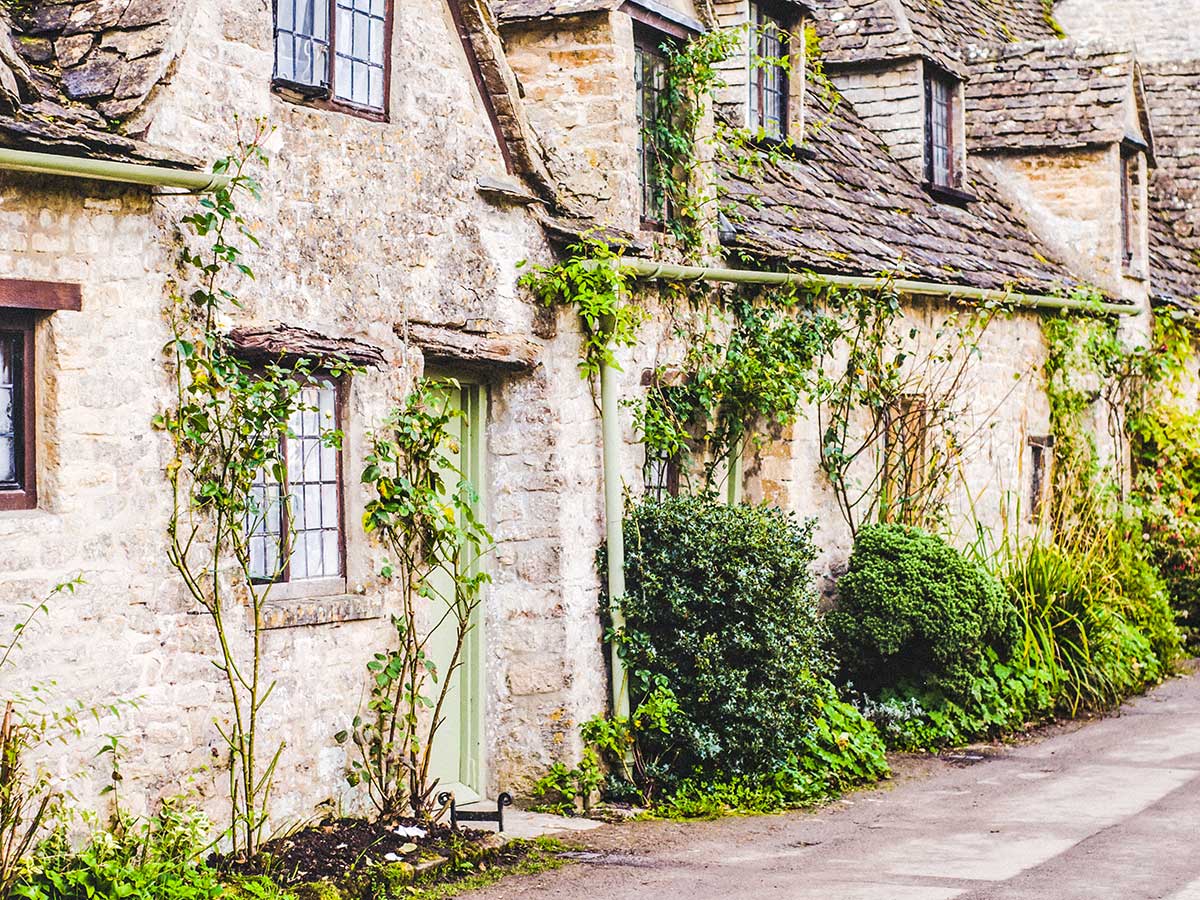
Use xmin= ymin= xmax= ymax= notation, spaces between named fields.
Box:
xmin=744 ymin=299 xmax=1052 ymax=589
xmin=503 ymin=11 xmax=640 ymax=231
xmin=1055 ymin=0 xmax=1200 ymax=63
xmin=977 ymin=148 xmax=1150 ymax=309
xmin=0 ymin=0 xmax=614 ymax=830
xmin=828 ymin=60 xmax=925 ymax=177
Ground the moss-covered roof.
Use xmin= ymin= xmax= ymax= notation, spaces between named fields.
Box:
xmin=720 ymin=90 xmax=1076 ymax=292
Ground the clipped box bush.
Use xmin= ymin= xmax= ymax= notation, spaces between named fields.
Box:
xmin=828 ymin=524 xmax=1018 ymax=699
xmin=620 ymin=496 xmax=832 ymax=778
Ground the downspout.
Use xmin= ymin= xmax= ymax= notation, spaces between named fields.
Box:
xmin=599 ymin=338 xmax=631 ymax=720
xmin=0 ymin=148 xmax=232 ymax=192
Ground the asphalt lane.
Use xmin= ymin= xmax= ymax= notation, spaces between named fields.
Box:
xmin=472 ymin=669 xmax=1200 ymax=900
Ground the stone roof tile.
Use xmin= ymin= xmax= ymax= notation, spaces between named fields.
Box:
xmin=722 ymin=89 xmax=1076 ymax=292
xmin=810 ymin=0 xmax=1059 ymax=71
xmin=1144 ymin=62 xmax=1200 ymax=311
xmin=965 ymin=40 xmax=1139 ymax=153
xmin=0 ymin=0 xmax=195 ymax=166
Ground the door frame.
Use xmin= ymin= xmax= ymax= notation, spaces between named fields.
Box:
xmin=427 ymin=373 xmax=488 ymax=800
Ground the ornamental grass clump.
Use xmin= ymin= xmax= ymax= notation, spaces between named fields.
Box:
xmin=828 ymin=524 xmax=1018 ymax=702
xmin=1001 ymin=518 xmax=1178 ymax=716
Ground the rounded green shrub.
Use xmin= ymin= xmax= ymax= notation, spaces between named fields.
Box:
xmin=620 ymin=495 xmax=831 ymax=778
xmin=828 ymin=524 xmax=1018 ymax=698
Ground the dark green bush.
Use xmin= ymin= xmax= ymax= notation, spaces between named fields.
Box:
xmin=828 ymin=524 xmax=1018 ymax=699
xmin=619 ymin=495 xmax=831 ymax=778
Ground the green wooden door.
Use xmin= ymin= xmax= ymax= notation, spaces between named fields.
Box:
xmin=425 ymin=381 xmax=487 ymax=802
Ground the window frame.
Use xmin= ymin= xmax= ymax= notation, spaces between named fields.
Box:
xmin=924 ymin=67 xmax=960 ymax=192
xmin=1120 ymin=144 xmax=1139 ymax=271
xmin=882 ymin=392 xmax=928 ymax=522
xmin=1028 ymin=435 xmax=1054 ymax=520
xmin=272 ymin=0 xmax=394 ymax=121
xmin=643 ymin=450 xmax=681 ymax=500
xmin=247 ymin=372 xmax=349 ymax=599
xmin=0 ymin=310 xmax=35 ymax=513
xmin=635 ymin=28 xmax=673 ymax=230
xmin=748 ymin=1 xmax=792 ymax=142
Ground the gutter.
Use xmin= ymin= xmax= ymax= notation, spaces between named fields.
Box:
xmin=0 ymin=148 xmax=232 ymax=192
xmin=619 ymin=259 xmax=1140 ymax=316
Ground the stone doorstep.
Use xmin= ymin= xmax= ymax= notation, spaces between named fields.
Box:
xmin=456 ymin=799 xmax=605 ymax=842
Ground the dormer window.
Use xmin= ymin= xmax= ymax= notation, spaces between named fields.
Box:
xmin=924 ymin=68 xmax=960 ymax=190
xmin=749 ymin=3 xmax=789 ymax=141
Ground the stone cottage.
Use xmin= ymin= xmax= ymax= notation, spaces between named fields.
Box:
xmin=0 ymin=0 xmax=1196 ymax=828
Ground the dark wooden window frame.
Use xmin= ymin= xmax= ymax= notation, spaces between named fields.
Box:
xmin=924 ymin=66 xmax=961 ymax=192
xmin=0 ymin=311 xmax=36 ymax=512
xmin=271 ymin=0 xmax=394 ymax=122
xmin=635 ymin=25 xmax=674 ymax=231
xmin=0 ymin=279 xmax=80 ymax=513
xmin=749 ymin=0 xmax=793 ymax=142
xmin=247 ymin=371 xmax=349 ymax=595
xmin=1028 ymin=434 xmax=1055 ymax=519
xmin=643 ymin=450 xmax=681 ymax=499
xmin=1120 ymin=144 xmax=1139 ymax=271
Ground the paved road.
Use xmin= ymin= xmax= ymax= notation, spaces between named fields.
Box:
xmin=475 ymin=670 xmax=1200 ymax=900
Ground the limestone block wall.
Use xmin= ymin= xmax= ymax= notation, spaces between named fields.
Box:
xmin=828 ymin=60 xmax=925 ymax=176
xmin=502 ymin=12 xmax=641 ymax=231
xmin=0 ymin=0 xmax=615 ymax=830
xmin=744 ymin=300 xmax=1053 ymax=585
xmin=712 ymin=0 xmax=752 ymax=126
xmin=978 ymin=149 xmax=1150 ymax=309
xmin=1055 ymin=0 xmax=1200 ymax=63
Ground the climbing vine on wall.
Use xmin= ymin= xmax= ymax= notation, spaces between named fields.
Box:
xmin=518 ymin=239 xmax=640 ymax=377
xmin=635 ymin=286 xmax=838 ymax=492
xmin=1044 ymin=303 xmax=1200 ymax=642
xmin=816 ymin=290 xmax=1003 ymax=536
xmin=647 ymin=22 xmax=840 ymax=256
xmin=157 ymin=120 xmax=358 ymax=857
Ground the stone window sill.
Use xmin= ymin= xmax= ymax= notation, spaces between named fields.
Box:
xmin=257 ymin=592 xmax=384 ymax=630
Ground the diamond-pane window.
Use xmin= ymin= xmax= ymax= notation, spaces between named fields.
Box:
xmin=274 ymin=0 xmax=389 ymax=113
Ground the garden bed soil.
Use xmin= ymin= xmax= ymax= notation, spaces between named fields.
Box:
xmin=217 ymin=816 xmax=491 ymax=885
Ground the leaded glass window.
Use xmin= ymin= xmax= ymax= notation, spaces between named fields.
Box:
xmin=925 ymin=71 xmax=958 ymax=189
xmin=334 ymin=0 xmax=387 ymax=110
xmin=274 ymin=0 xmax=389 ymax=113
xmin=247 ymin=380 xmax=343 ymax=584
xmin=749 ymin=3 xmax=788 ymax=140
xmin=635 ymin=39 xmax=669 ymax=224
xmin=0 ymin=312 xmax=34 ymax=511
xmin=275 ymin=0 xmax=330 ymax=90
xmin=0 ymin=333 xmax=18 ymax=489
